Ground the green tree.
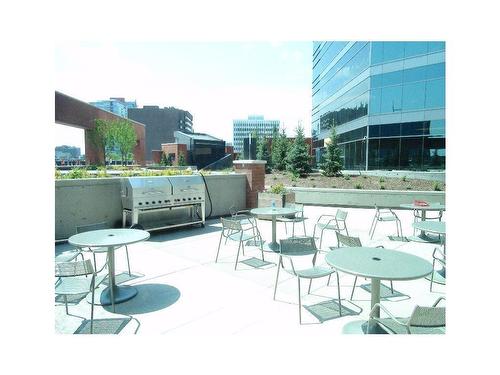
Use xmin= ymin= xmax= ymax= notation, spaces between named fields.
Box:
xmin=89 ymin=119 xmax=116 ymax=169
xmin=286 ymin=125 xmax=311 ymax=177
xmin=272 ymin=128 xmax=290 ymax=171
xmin=256 ymin=136 xmax=272 ymax=173
xmin=178 ymin=154 xmax=186 ymax=166
xmin=113 ymin=119 xmax=136 ymax=165
xmin=320 ymin=126 xmax=343 ymax=176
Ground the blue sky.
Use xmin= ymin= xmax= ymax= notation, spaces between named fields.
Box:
xmin=55 ymin=41 xmax=313 ymax=152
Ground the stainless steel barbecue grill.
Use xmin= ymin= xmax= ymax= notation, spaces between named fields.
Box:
xmin=121 ymin=175 xmax=205 ymax=231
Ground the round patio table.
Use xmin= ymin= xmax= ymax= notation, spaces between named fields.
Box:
xmin=413 ymin=221 xmax=446 ymax=284
xmin=69 ymin=228 xmax=150 ymax=306
xmin=325 ymin=247 xmax=432 ymax=334
xmin=250 ymin=207 xmax=298 ymax=252
xmin=400 ymin=203 xmax=445 ymax=243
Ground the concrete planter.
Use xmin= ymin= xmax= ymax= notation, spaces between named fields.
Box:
xmin=288 ymin=186 xmax=445 ymax=209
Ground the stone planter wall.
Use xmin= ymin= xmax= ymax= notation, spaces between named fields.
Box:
xmin=55 ymin=173 xmax=246 ymax=241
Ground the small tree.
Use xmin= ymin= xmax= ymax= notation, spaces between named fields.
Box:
xmin=178 ymin=154 xmax=186 ymax=166
xmin=272 ymin=128 xmax=290 ymax=171
xmin=286 ymin=125 xmax=311 ymax=177
xmin=89 ymin=119 xmax=116 ymax=169
xmin=113 ymin=119 xmax=136 ymax=165
xmin=161 ymin=152 xmax=172 ymax=166
xmin=256 ymin=136 xmax=272 ymax=173
xmin=320 ymin=126 xmax=343 ymax=176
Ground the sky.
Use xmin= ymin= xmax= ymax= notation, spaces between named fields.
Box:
xmin=55 ymin=41 xmax=313 ymax=153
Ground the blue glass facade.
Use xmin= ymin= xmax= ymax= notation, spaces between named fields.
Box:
xmin=89 ymin=98 xmax=137 ymax=118
xmin=312 ymin=41 xmax=445 ymax=170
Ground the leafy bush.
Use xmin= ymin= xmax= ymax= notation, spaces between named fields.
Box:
xmin=380 ymin=185 xmax=386 ymax=190
xmin=433 ymin=182 xmax=442 ymax=191
xmin=344 ymin=175 xmax=351 ymax=181
xmin=65 ymin=168 xmax=91 ymax=179
xmin=269 ymin=183 xmax=287 ymax=194
xmin=402 ymin=175 xmax=407 ymax=182
xmin=379 ymin=177 xmax=385 ymax=183
xmin=355 ymin=183 xmax=363 ymax=189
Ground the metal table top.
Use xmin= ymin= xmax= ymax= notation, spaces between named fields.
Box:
xmin=69 ymin=228 xmax=150 ymax=248
xmin=412 ymin=221 xmax=446 ymax=235
xmin=400 ymin=203 xmax=446 ymax=211
xmin=325 ymin=247 xmax=432 ymax=281
xmin=250 ymin=207 xmax=298 ymax=216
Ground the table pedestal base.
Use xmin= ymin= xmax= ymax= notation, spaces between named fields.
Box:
xmin=341 ymin=320 xmax=388 ymax=334
xmin=262 ymin=242 xmax=281 ymax=253
xmin=407 ymin=233 xmax=441 ymax=243
xmin=88 ymin=285 xmax=138 ymax=306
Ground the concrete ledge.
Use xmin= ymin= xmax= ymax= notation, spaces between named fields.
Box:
xmin=289 ymin=186 xmax=445 ymax=209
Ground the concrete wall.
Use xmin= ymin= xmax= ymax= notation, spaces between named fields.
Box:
xmin=342 ymin=170 xmax=445 ymax=182
xmin=55 ymin=173 xmax=246 ymax=241
xmin=290 ymin=187 xmax=445 ymax=209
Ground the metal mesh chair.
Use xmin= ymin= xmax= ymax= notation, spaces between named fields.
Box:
xmin=276 ymin=203 xmax=307 ymax=237
xmin=412 ymin=209 xmax=443 ymax=235
xmin=76 ymin=222 xmax=132 ymax=276
xmin=55 ymin=259 xmax=108 ymax=334
xmin=274 ymin=237 xmax=342 ymax=324
xmin=368 ymin=205 xmax=402 ymax=240
xmin=430 ymin=247 xmax=446 ymax=292
xmin=216 ymin=217 xmax=265 ymax=270
xmin=369 ymin=297 xmax=446 ymax=334
xmin=312 ymin=209 xmax=349 ymax=248
xmin=334 ymin=232 xmax=394 ymax=300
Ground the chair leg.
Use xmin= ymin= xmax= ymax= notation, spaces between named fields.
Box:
xmin=390 ymin=281 xmax=394 ymax=294
xmin=302 ymin=220 xmax=307 ymax=236
xmin=234 ymin=241 xmax=242 ymax=270
xmin=125 ymin=245 xmax=131 ymax=276
xmin=298 ymin=277 xmax=302 ymax=324
xmin=90 ymin=283 xmax=95 ymax=334
xmin=215 ymin=231 xmax=224 ymax=262
xmin=241 ymin=241 xmax=245 ymax=256
xmin=273 ymin=257 xmax=282 ymax=300
xmin=350 ymin=276 xmax=358 ymax=300
xmin=430 ymin=259 xmax=436 ymax=291
xmin=64 ymin=295 xmax=69 ymax=314
xmin=370 ymin=220 xmax=378 ymax=240
xmin=336 ymin=272 xmax=342 ymax=316
xmin=319 ymin=229 xmax=324 ymax=249
xmin=369 ymin=215 xmax=376 ymax=238
xmin=284 ymin=221 xmax=287 ymax=235
xmin=327 ymin=273 xmax=331 ymax=286
xmin=308 ymin=278 xmax=312 ymax=294
xmin=292 ymin=221 xmax=295 ymax=237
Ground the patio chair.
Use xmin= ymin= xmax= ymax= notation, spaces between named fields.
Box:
xmin=274 ymin=237 xmax=342 ymax=324
xmin=55 ymin=259 xmax=108 ymax=334
xmin=276 ymin=203 xmax=308 ymax=237
xmin=412 ymin=209 xmax=443 ymax=235
xmin=333 ymin=231 xmax=394 ymax=299
xmin=312 ymin=209 xmax=349 ymax=249
xmin=76 ymin=221 xmax=132 ymax=276
xmin=369 ymin=297 xmax=446 ymax=334
xmin=368 ymin=205 xmax=402 ymax=240
xmin=430 ymin=247 xmax=446 ymax=292
xmin=216 ymin=217 xmax=265 ymax=270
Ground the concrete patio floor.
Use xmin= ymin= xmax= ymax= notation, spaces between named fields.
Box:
xmin=55 ymin=205 xmax=446 ymax=335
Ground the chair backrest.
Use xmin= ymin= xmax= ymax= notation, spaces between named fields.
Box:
xmin=335 ymin=209 xmax=348 ymax=221
xmin=55 ymin=259 xmax=95 ymax=277
xmin=408 ymin=305 xmax=446 ymax=329
xmin=76 ymin=221 xmax=109 ymax=234
xmin=336 ymin=231 xmax=362 ymax=247
xmin=279 ymin=237 xmax=317 ymax=257
xmin=221 ymin=217 xmax=243 ymax=231
xmin=229 ymin=205 xmax=238 ymax=217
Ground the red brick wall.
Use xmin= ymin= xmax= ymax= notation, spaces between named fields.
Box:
xmin=233 ymin=161 xmax=266 ymax=208
xmin=160 ymin=143 xmax=188 ymax=166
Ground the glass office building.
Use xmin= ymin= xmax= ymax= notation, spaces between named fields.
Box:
xmin=312 ymin=41 xmax=445 ymax=170
xmin=89 ymin=97 xmax=137 ymax=118
xmin=233 ymin=115 xmax=280 ymax=153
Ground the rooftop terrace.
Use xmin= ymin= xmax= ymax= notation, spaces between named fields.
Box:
xmin=55 ymin=205 xmax=446 ymax=335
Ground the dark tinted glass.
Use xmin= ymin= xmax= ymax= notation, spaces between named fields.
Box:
xmin=380 ymin=123 xmax=401 ymax=137
xmin=423 ymin=136 xmax=445 ymax=169
xmin=402 ymin=81 xmax=425 ymax=111
xmin=379 ymin=138 xmax=400 ymax=169
xmin=400 ymin=137 xmax=423 ymax=169
xmin=380 ymin=85 xmax=403 ymax=113
xmin=369 ymin=124 xmax=380 ymax=138
xmin=401 ymin=122 xmax=425 ymax=136
xmin=425 ymin=78 xmax=445 ymax=108
xmin=368 ymin=138 xmax=380 ymax=169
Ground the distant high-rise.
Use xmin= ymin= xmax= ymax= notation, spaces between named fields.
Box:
xmin=232 ymin=115 xmax=279 ymax=153
xmin=89 ymin=97 xmax=137 ymax=118
xmin=312 ymin=41 xmax=445 ymax=170
xmin=128 ymin=105 xmax=193 ymax=161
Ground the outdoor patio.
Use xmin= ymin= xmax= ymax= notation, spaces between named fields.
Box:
xmin=55 ymin=205 xmax=446 ymax=335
